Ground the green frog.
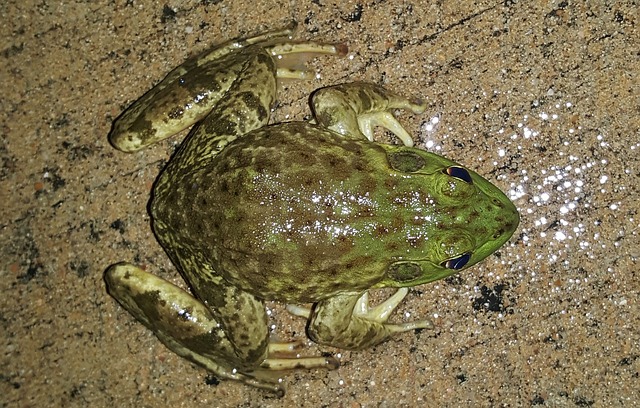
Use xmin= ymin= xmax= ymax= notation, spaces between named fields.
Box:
xmin=105 ymin=23 xmax=519 ymax=396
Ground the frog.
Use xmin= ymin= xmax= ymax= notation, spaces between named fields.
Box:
xmin=105 ymin=22 xmax=519 ymax=396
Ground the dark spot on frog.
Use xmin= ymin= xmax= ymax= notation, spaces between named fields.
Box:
xmin=177 ymin=306 xmax=195 ymax=322
xmin=407 ymin=236 xmax=424 ymax=248
xmin=356 ymin=175 xmax=378 ymax=197
xmin=237 ymin=91 xmax=268 ymax=122
xmin=351 ymin=158 xmax=369 ymax=172
xmin=296 ymin=149 xmax=317 ymax=165
xmin=168 ymin=106 xmax=185 ymax=120
xmin=357 ymin=205 xmax=374 ymax=217
xmin=357 ymin=89 xmax=372 ymax=111
xmin=254 ymin=51 xmax=272 ymax=66
xmin=295 ymin=170 xmax=316 ymax=187
xmin=374 ymin=224 xmax=389 ymax=237
xmin=492 ymin=229 xmax=505 ymax=240
xmin=337 ymin=234 xmax=354 ymax=245
xmin=384 ymin=177 xmax=398 ymax=190
xmin=385 ymin=241 xmax=400 ymax=252
xmin=133 ymin=290 xmax=164 ymax=323
xmin=312 ymin=105 xmax=337 ymax=129
xmin=217 ymin=179 xmax=232 ymax=195
xmin=113 ymin=122 xmax=149 ymax=146
xmin=467 ymin=209 xmax=480 ymax=221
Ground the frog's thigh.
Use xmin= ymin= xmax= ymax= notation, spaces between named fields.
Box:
xmin=180 ymin=49 xmax=280 ymax=157
xmin=307 ymin=290 xmax=432 ymax=350
xmin=104 ymin=263 xmax=269 ymax=375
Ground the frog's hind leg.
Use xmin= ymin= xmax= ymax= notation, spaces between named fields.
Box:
xmin=105 ymin=263 xmax=337 ymax=396
xmin=105 ymin=263 xmax=276 ymax=391
xmin=311 ymin=82 xmax=427 ymax=146
xmin=109 ymin=21 xmax=344 ymax=153
xmin=289 ymin=290 xmax=432 ymax=350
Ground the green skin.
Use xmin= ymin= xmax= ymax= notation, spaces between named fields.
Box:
xmin=105 ymin=23 xmax=519 ymax=396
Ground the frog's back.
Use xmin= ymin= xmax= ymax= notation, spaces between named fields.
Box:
xmin=152 ymin=122 xmax=392 ymax=302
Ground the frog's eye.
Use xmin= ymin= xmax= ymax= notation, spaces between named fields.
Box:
xmin=444 ymin=166 xmax=472 ymax=184
xmin=440 ymin=252 xmax=472 ymax=270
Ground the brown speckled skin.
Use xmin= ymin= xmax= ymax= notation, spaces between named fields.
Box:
xmin=153 ymin=121 xmax=519 ymax=304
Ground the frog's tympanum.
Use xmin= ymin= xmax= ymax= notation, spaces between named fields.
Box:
xmin=105 ymin=23 xmax=519 ymax=395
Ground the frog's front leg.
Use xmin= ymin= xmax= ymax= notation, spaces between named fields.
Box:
xmin=105 ymin=264 xmax=337 ymax=396
xmin=311 ymin=82 xmax=427 ymax=146
xmin=289 ymin=290 xmax=432 ymax=350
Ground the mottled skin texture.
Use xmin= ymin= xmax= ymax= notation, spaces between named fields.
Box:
xmin=104 ymin=25 xmax=519 ymax=395
xmin=155 ymin=122 xmax=517 ymax=302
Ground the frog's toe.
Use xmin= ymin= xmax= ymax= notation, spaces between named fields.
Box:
xmin=356 ymin=94 xmax=426 ymax=147
xmin=355 ymin=289 xmax=433 ymax=333
xmin=358 ymin=111 xmax=416 ymax=146
xmin=261 ymin=351 xmax=340 ymax=371
xmin=286 ymin=303 xmax=312 ymax=319
xmin=257 ymin=341 xmax=340 ymax=377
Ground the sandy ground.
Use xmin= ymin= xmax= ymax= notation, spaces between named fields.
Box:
xmin=1 ymin=1 xmax=638 ymax=407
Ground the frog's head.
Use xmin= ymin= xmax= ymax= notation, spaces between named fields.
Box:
xmin=373 ymin=146 xmax=520 ymax=288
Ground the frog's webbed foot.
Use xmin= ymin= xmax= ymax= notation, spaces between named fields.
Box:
xmin=353 ymin=289 xmax=433 ymax=333
xmin=311 ymin=82 xmax=427 ymax=146
xmin=260 ymin=341 xmax=339 ymax=371
xmin=288 ymin=289 xmax=432 ymax=350
xmin=242 ymin=341 xmax=339 ymax=396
